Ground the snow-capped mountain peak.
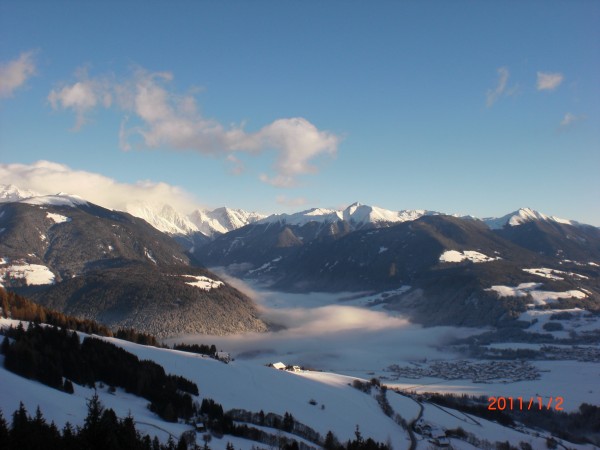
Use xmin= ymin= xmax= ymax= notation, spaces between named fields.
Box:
xmin=0 ymin=184 xmax=40 ymax=203
xmin=125 ymin=202 xmax=200 ymax=235
xmin=483 ymin=207 xmax=576 ymax=229
xmin=260 ymin=202 xmax=439 ymax=229
xmin=188 ymin=207 xmax=266 ymax=237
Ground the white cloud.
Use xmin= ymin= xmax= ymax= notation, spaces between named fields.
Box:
xmin=0 ymin=51 xmax=36 ymax=98
xmin=48 ymin=70 xmax=113 ymax=130
xmin=537 ymin=72 xmax=564 ymax=91
xmin=0 ymin=160 xmax=200 ymax=213
xmin=486 ymin=67 xmax=510 ymax=107
xmin=49 ymin=67 xmax=340 ymax=186
xmin=276 ymin=195 xmax=309 ymax=207
xmin=560 ymin=112 xmax=585 ymax=128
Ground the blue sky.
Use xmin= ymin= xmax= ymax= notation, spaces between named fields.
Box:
xmin=1 ymin=1 xmax=599 ymax=224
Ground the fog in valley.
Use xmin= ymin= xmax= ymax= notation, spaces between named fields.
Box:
xmin=167 ymin=275 xmax=483 ymax=375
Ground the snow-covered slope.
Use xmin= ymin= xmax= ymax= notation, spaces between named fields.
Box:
xmin=260 ymin=202 xmax=438 ymax=229
xmin=125 ymin=202 xmax=200 ymax=235
xmin=121 ymin=202 xmax=265 ymax=237
xmin=0 ymin=184 xmax=40 ymax=203
xmin=483 ymin=207 xmax=577 ymax=229
xmin=189 ymin=207 xmax=266 ymax=237
xmin=19 ymin=193 xmax=89 ymax=208
xmin=0 ymin=185 xmax=263 ymax=238
xmin=0 ymin=321 xmax=591 ymax=450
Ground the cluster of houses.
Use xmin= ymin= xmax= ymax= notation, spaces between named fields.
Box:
xmin=268 ymin=362 xmax=303 ymax=372
xmin=541 ymin=345 xmax=600 ymax=362
xmin=385 ymin=360 xmax=540 ymax=383
xmin=414 ymin=420 xmax=450 ymax=447
xmin=215 ymin=351 xmax=231 ymax=363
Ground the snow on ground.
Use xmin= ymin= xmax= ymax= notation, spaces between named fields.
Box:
xmin=523 ymin=267 xmax=589 ymax=280
xmin=486 ymin=283 xmax=587 ymax=305
xmin=20 ymin=193 xmax=88 ymax=207
xmin=97 ymin=338 xmax=413 ymax=450
xmin=519 ymin=308 xmax=600 ymax=338
xmin=46 ymin=212 xmax=71 ymax=224
xmin=385 ymin=390 xmax=421 ymax=421
xmin=387 ymin=359 xmax=598 ymax=413
xmin=0 ymin=262 xmax=55 ymax=285
xmin=439 ymin=250 xmax=499 ymax=263
xmin=417 ymin=399 xmax=586 ymax=449
xmin=0 ymin=358 xmax=190 ymax=444
xmin=182 ymin=275 xmax=224 ymax=290
xmin=144 ymin=248 xmax=157 ymax=264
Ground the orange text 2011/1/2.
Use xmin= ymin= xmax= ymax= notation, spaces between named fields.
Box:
xmin=487 ymin=396 xmax=564 ymax=411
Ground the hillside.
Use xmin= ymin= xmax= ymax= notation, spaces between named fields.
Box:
xmin=198 ymin=214 xmax=600 ymax=327
xmin=0 ymin=196 xmax=267 ymax=337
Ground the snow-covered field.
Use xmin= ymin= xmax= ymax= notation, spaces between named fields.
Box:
xmin=439 ymin=250 xmax=500 ymax=263
xmin=182 ymin=275 xmax=225 ymax=291
xmin=1 ymin=321 xmax=595 ymax=449
xmin=486 ymin=282 xmax=587 ymax=306
xmin=170 ymin=281 xmax=600 ymax=417
xmin=1 ymin=275 xmax=599 ymax=448
xmin=0 ymin=260 xmax=56 ymax=286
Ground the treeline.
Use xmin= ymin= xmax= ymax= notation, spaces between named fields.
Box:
xmin=0 ymin=287 xmax=111 ymax=336
xmin=427 ymin=392 xmax=600 ymax=445
xmin=0 ymin=287 xmax=160 ymax=346
xmin=0 ymin=397 xmax=202 ymax=450
xmin=199 ymin=398 xmax=390 ymax=450
xmin=172 ymin=342 xmax=217 ymax=357
xmin=1 ymin=323 xmax=198 ymax=422
xmin=0 ymin=287 xmax=219 ymax=350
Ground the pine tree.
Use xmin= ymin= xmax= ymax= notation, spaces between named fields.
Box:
xmin=10 ymin=402 xmax=31 ymax=450
xmin=0 ymin=410 xmax=9 ymax=450
xmin=324 ymin=431 xmax=338 ymax=450
xmin=81 ymin=393 xmax=105 ymax=450
xmin=283 ymin=412 xmax=294 ymax=432
xmin=1 ymin=335 xmax=9 ymax=354
xmin=63 ymin=379 xmax=75 ymax=394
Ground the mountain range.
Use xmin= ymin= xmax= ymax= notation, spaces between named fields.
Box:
xmin=1 ymin=183 xmax=598 ymax=332
xmin=0 ymin=190 xmax=267 ymax=337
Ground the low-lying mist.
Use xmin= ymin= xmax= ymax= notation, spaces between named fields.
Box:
xmin=167 ymin=275 xmax=483 ymax=375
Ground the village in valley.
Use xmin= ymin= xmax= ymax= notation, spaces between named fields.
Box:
xmin=383 ymin=360 xmax=540 ymax=383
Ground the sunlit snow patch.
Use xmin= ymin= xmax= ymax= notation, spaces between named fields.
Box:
xmin=21 ymin=193 xmax=87 ymax=207
xmin=46 ymin=212 xmax=72 ymax=224
xmin=487 ymin=283 xmax=587 ymax=306
xmin=523 ymin=268 xmax=588 ymax=280
xmin=439 ymin=250 xmax=499 ymax=263
xmin=144 ymin=248 xmax=157 ymax=264
xmin=182 ymin=275 xmax=224 ymax=291
xmin=519 ymin=308 xmax=600 ymax=337
xmin=0 ymin=263 xmax=55 ymax=286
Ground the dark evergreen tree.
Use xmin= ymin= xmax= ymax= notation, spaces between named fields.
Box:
xmin=10 ymin=402 xmax=31 ymax=450
xmin=61 ymin=422 xmax=80 ymax=450
xmin=1 ymin=335 xmax=9 ymax=354
xmin=63 ymin=379 xmax=75 ymax=394
xmin=324 ymin=431 xmax=339 ymax=450
xmin=0 ymin=410 xmax=9 ymax=450
xmin=282 ymin=412 xmax=294 ymax=432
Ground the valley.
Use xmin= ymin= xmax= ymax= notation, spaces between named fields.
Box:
xmin=0 ymin=187 xmax=599 ymax=448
